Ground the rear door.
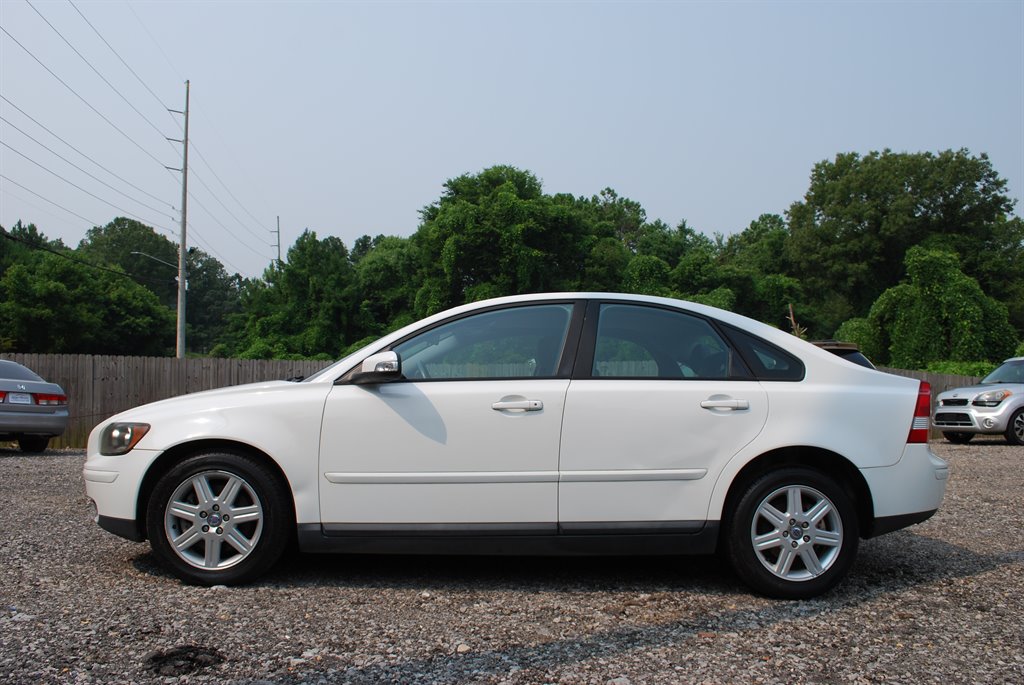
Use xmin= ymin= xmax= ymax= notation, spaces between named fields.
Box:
xmin=558 ymin=301 xmax=769 ymax=529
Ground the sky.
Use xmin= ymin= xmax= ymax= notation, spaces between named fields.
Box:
xmin=1 ymin=0 xmax=1022 ymax=279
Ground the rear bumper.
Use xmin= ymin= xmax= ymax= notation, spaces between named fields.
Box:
xmin=0 ymin=410 xmax=68 ymax=437
xmin=861 ymin=443 xmax=948 ymax=537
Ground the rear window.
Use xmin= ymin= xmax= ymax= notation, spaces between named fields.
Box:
xmin=0 ymin=361 xmax=43 ymax=382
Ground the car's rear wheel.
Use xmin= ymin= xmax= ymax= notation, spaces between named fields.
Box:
xmin=146 ymin=451 xmax=292 ymax=585
xmin=1007 ymin=409 xmax=1024 ymax=446
xmin=942 ymin=431 xmax=974 ymax=445
xmin=725 ymin=467 xmax=858 ymax=599
xmin=17 ymin=436 xmax=49 ymax=453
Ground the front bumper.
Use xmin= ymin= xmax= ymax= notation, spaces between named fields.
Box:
xmin=932 ymin=401 xmax=1017 ymax=435
xmin=83 ymin=448 xmax=163 ymax=541
xmin=860 ymin=443 xmax=948 ymax=537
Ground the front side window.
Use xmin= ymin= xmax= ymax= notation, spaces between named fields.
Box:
xmin=592 ymin=304 xmax=737 ymax=380
xmin=394 ymin=304 xmax=574 ymax=380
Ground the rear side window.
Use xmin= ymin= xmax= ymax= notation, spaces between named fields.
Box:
xmin=591 ymin=304 xmax=745 ymax=380
xmin=724 ymin=326 xmax=805 ymax=381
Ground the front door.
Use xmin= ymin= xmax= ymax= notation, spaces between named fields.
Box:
xmin=318 ymin=302 xmax=579 ymax=531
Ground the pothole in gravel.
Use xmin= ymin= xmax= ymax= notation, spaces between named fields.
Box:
xmin=144 ymin=645 xmax=225 ymax=676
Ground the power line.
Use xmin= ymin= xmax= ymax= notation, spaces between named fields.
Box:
xmin=189 ymin=140 xmax=273 ymax=233
xmin=66 ymin=0 xmax=176 ymax=123
xmin=186 ymin=225 xmax=244 ymax=275
xmin=1 ymin=140 xmax=176 ymax=235
xmin=189 ymin=168 xmax=272 ymax=245
xmin=186 ymin=190 xmax=272 ymax=260
xmin=1 ymin=184 xmax=89 ymax=230
xmin=1 ymin=114 xmax=174 ymax=219
xmin=1 ymin=173 xmax=101 ymax=226
xmin=118 ymin=4 xmax=277 ymax=244
xmin=25 ymin=0 xmax=171 ymax=144
xmin=0 ymin=24 xmax=171 ymax=173
xmin=0 ymin=94 xmax=171 ymax=207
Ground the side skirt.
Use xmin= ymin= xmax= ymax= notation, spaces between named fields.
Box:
xmin=297 ymin=521 xmax=720 ymax=556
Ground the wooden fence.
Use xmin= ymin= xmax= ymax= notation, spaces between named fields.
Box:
xmin=1 ymin=354 xmax=981 ymax=449
xmin=1 ymin=354 xmax=332 ymax=448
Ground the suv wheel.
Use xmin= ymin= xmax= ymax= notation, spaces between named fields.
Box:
xmin=1007 ymin=409 xmax=1024 ymax=446
xmin=725 ymin=467 xmax=858 ymax=599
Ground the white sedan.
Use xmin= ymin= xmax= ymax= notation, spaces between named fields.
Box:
xmin=84 ymin=293 xmax=948 ymax=598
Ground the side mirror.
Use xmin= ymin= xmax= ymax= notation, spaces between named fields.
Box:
xmin=349 ymin=351 xmax=402 ymax=385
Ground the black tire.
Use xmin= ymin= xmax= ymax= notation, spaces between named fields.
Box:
xmin=17 ymin=436 xmax=49 ymax=453
xmin=725 ymin=467 xmax=859 ymax=599
xmin=943 ymin=431 xmax=974 ymax=445
xmin=146 ymin=451 xmax=292 ymax=585
xmin=1006 ymin=409 xmax=1024 ymax=446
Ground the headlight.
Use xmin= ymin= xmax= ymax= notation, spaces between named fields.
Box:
xmin=100 ymin=423 xmax=150 ymax=455
xmin=973 ymin=389 xmax=1012 ymax=407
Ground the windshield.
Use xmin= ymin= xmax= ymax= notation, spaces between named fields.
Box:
xmin=981 ymin=360 xmax=1024 ymax=384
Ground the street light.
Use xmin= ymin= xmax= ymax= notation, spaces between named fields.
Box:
xmin=131 ymin=251 xmax=185 ymax=358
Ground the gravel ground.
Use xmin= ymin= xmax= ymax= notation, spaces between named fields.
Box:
xmin=1 ymin=442 xmax=1021 ymax=685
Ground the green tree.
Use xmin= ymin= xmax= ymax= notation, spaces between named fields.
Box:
xmin=77 ymin=217 xmax=180 ymax=308
xmin=218 ymin=230 xmax=355 ymax=359
xmin=786 ymin=149 xmax=1016 ymax=336
xmin=1 ymin=221 xmax=66 ymax=278
xmin=0 ymin=251 xmax=174 ymax=355
xmin=76 ymin=217 xmax=242 ymax=354
xmin=352 ymin=235 xmax=418 ymax=336
xmin=414 ymin=166 xmax=589 ymax=315
xmin=863 ymin=246 xmax=1016 ymax=368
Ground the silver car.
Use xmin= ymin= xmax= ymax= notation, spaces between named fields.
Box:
xmin=0 ymin=359 xmax=69 ymax=452
xmin=933 ymin=357 xmax=1024 ymax=445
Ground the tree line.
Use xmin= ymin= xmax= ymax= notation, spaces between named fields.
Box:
xmin=2 ymin=148 xmax=1022 ymax=371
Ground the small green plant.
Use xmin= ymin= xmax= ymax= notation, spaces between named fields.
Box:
xmin=925 ymin=360 xmax=997 ymax=377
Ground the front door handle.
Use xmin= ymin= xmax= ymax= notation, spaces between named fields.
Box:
xmin=700 ymin=399 xmax=749 ymax=411
xmin=492 ymin=400 xmax=544 ymax=411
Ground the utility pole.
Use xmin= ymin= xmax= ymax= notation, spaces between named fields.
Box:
xmin=167 ymin=81 xmax=189 ymax=358
xmin=275 ymin=216 xmax=282 ymax=264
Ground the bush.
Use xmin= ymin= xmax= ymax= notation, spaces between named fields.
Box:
xmin=925 ymin=360 xmax=998 ymax=377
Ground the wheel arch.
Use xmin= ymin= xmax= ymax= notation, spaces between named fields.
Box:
xmin=718 ymin=446 xmax=875 ymax=541
xmin=135 ymin=438 xmax=296 ymax=541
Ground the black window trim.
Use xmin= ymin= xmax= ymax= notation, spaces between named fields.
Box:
xmin=572 ymin=300 xmax=754 ymax=382
xmin=336 ymin=299 xmax=587 ymax=384
xmin=719 ymin=323 xmax=806 ymax=382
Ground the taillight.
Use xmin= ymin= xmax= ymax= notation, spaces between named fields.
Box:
xmin=34 ymin=393 xmax=68 ymax=406
xmin=908 ymin=381 xmax=931 ymax=443
xmin=0 ymin=391 xmax=6 ymax=401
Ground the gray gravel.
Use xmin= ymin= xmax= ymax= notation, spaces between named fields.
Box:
xmin=1 ymin=442 xmax=1021 ymax=685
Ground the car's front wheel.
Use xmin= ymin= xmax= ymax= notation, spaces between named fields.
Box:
xmin=1007 ymin=409 xmax=1024 ymax=446
xmin=725 ymin=467 xmax=859 ymax=599
xmin=942 ymin=431 xmax=974 ymax=445
xmin=146 ymin=451 xmax=292 ymax=585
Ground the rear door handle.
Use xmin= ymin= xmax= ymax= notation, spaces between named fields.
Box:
xmin=492 ymin=400 xmax=544 ymax=411
xmin=700 ymin=399 xmax=749 ymax=411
